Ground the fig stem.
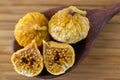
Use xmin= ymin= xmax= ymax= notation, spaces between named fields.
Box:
xmin=69 ymin=6 xmax=87 ymax=16
xmin=35 ymin=25 xmax=47 ymax=31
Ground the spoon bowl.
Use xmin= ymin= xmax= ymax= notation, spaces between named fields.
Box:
xmin=12 ymin=3 xmax=120 ymax=79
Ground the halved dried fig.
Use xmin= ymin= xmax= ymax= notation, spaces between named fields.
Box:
xmin=14 ymin=12 xmax=50 ymax=47
xmin=49 ymin=6 xmax=90 ymax=44
xmin=43 ymin=40 xmax=75 ymax=75
xmin=11 ymin=40 xmax=43 ymax=77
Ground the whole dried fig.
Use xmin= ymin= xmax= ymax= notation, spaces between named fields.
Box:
xmin=49 ymin=6 xmax=90 ymax=44
xmin=43 ymin=40 xmax=75 ymax=75
xmin=11 ymin=40 xmax=43 ymax=77
xmin=14 ymin=12 xmax=50 ymax=47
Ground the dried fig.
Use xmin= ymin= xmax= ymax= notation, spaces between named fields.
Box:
xmin=11 ymin=40 xmax=43 ymax=77
xmin=43 ymin=40 xmax=75 ymax=75
xmin=14 ymin=12 xmax=50 ymax=47
xmin=49 ymin=6 xmax=90 ymax=44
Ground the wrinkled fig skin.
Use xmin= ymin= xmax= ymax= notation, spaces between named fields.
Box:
xmin=48 ymin=6 xmax=90 ymax=44
xmin=11 ymin=40 xmax=43 ymax=77
xmin=43 ymin=41 xmax=75 ymax=75
xmin=14 ymin=12 xmax=50 ymax=47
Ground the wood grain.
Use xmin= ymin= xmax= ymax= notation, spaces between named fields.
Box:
xmin=0 ymin=0 xmax=120 ymax=80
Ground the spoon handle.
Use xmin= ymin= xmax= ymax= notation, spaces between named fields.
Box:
xmin=87 ymin=3 xmax=120 ymax=41
xmin=107 ymin=3 xmax=120 ymax=15
xmin=101 ymin=3 xmax=120 ymax=20
xmin=89 ymin=3 xmax=120 ymax=26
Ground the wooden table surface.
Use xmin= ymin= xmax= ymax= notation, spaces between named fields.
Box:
xmin=0 ymin=0 xmax=120 ymax=80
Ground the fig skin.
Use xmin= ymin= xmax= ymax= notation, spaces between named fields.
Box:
xmin=43 ymin=40 xmax=75 ymax=75
xmin=14 ymin=12 xmax=50 ymax=47
xmin=11 ymin=40 xmax=43 ymax=77
xmin=49 ymin=6 xmax=90 ymax=44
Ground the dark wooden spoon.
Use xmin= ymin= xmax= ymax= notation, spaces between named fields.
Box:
xmin=12 ymin=3 xmax=120 ymax=79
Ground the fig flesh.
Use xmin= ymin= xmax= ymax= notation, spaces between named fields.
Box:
xmin=11 ymin=40 xmax=43 ymax=77
xmin=43 ymin=41 xmax=75 ymax=75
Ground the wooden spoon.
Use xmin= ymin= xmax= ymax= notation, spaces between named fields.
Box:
xmin=12 ymin=3 xmax=120 ymax=79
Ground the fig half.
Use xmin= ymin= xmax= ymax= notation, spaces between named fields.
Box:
xmin=43 ymin=41 xmax=75 ymax=75
xmin=11 ymin=40 xmax=43 ymax=77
